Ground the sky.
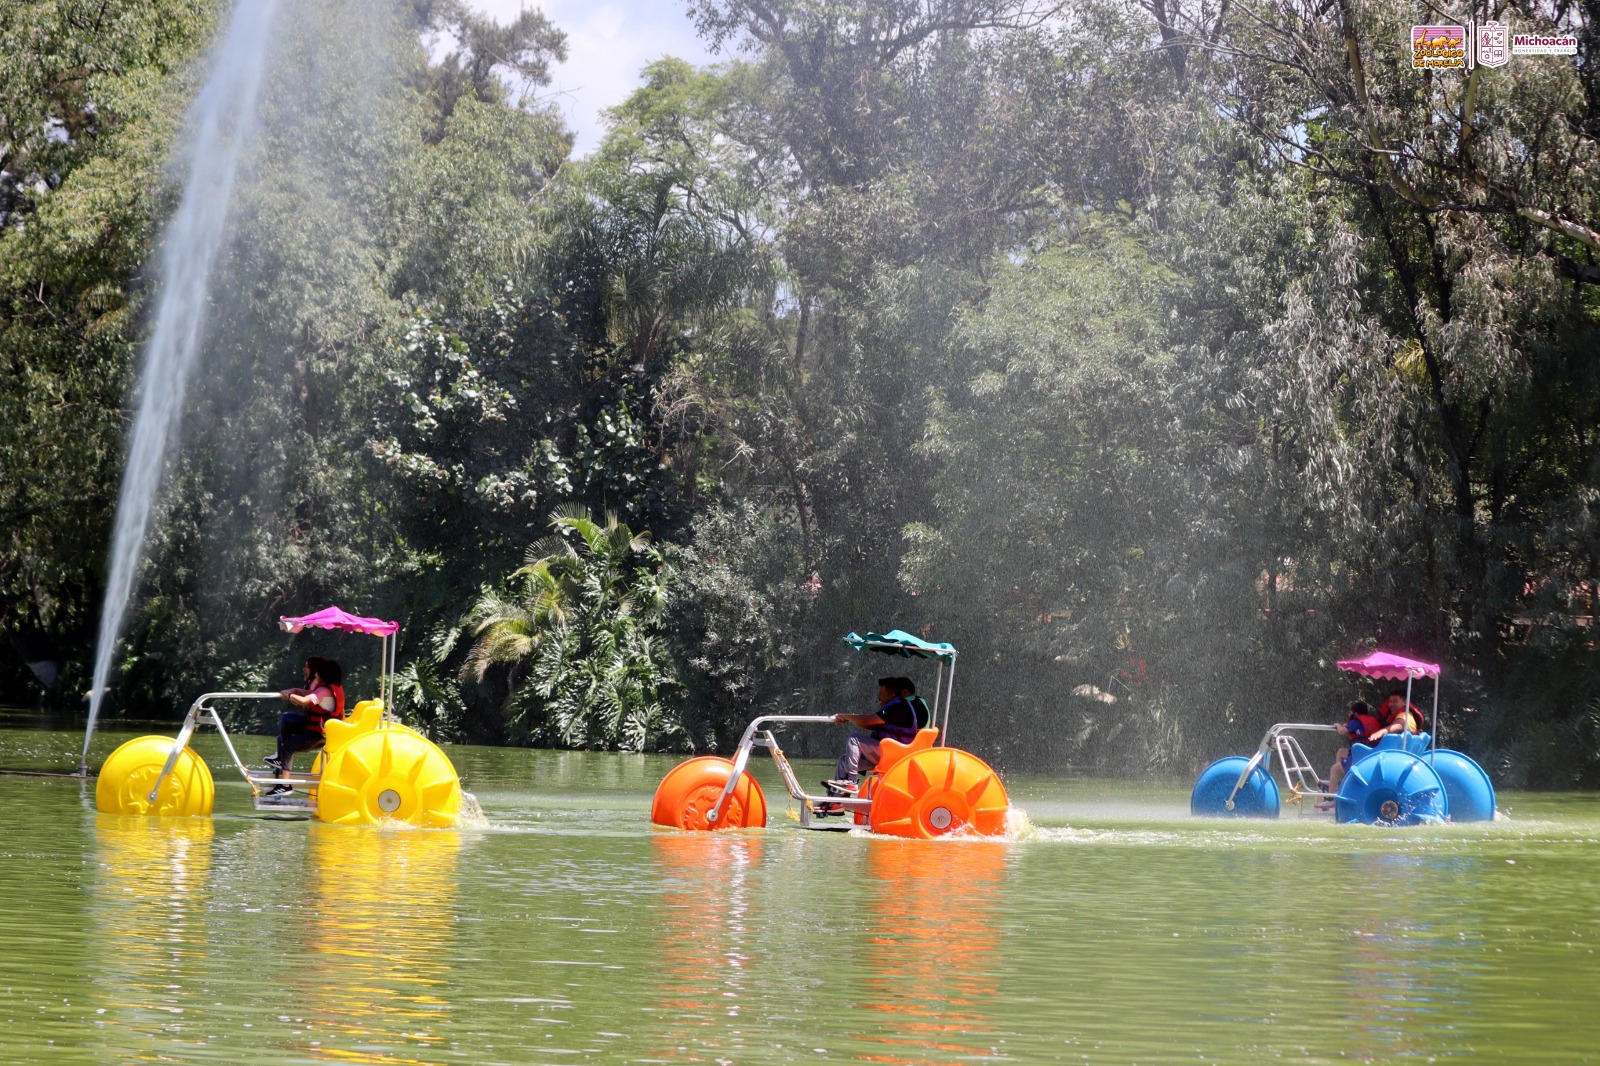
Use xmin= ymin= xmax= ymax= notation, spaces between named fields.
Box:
xmin=462 ymin=0 xmax=724 ymax=155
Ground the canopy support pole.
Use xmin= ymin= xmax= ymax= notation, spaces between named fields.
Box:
xmin=1430 ymin=672 xmax=1439 ymax=759
xmin=1405 ymin=674 xmax=1416 ymax=758
xmin=388 ymin=629 xmax=399 ymax=722
xmin=942 ymin=654 xmax=958 ymax=745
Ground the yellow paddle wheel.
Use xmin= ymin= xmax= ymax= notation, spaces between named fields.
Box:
xmin=312 ymin=700 xmax=462 ymax=827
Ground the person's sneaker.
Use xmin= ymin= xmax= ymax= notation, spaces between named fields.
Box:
xmin=822 ymin=779 xmax=858 ymax=796
xmin=264 ymin=783 xmax=292 ymax=797
xmin=263 ymin=755 xmax=284 ymax=773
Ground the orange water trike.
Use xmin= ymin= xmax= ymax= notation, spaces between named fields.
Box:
xmin=92 ymin=606 xmax=463 ymax=827
xmin=650 ymin=630 xmax=1010 ymax=838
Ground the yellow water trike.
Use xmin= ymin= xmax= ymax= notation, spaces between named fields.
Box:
xmin=93 ymin=606 xmax=462 ymax=827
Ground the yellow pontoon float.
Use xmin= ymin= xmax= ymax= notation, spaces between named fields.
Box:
xmin=93 ymin=606 xmax=462 ymax=827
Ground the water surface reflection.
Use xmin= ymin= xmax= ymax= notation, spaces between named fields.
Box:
xmin=647 ymin=832 xmax=767 ymax=1061
xmin=854 ymin=838 xmax=1007 ymax=1065
xmin=1 ymin=740 xmax=1598 ymax=1065
xmin=298 ymin=826 xmax=462 ymax=1062
xmin=90 ymin=815 xmax=216 ymax=1060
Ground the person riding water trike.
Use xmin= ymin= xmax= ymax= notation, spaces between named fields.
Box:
xmin=825 ymin=675 xmax=931 ymax=794
xmin=1325 ymin=689 xmax=1423 ymax=796
xmin=650 ymin=629 xmax=1010 ymax=837
xmin=264 ymin=655 xmax=346 ymax=794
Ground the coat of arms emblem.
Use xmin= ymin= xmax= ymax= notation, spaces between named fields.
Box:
xmin=1477 ymin=20 xmax=1510 ymax=68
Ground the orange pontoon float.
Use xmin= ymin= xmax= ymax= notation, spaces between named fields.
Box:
xmin=651 ymin=630 xmax=1010 ymax=838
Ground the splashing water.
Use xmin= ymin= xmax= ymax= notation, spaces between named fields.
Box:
xmin=80 ymin=0 xmax=282 ymax=773
xmin=456 ymin=791 xmax=490 ymax=829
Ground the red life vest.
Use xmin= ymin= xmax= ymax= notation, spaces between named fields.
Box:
xmin=1346 ymin=712 xmax=1383 ymax=740
xmin=306 ymin=683 xmax=346 ymax=734
xmin=1377 ymin=697 xmax=1423 ymax=734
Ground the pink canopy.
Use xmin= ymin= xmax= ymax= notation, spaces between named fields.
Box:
xmin=279 ymin=606 xmax=399 ymax=637
xmin=1336 ymin=651 xmax=1440 ymax=680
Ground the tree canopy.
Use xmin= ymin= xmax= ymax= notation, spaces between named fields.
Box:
xmin=2 ymin=0 xmax=1596 ymax=786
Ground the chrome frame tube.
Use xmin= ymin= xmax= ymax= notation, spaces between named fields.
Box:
xmin=148 ymin=692 xmax=280 ymax=802
xmin=1429 ymin=672 xmax=1439 ymax=761
xmin=377 ymin=635 xmax=388 ymax=713
xmin=1405 ymin=675 xmax=1414 ymax=737
xmin=1400 ymin=669 xmax=1439 ymax=764
xmin=390 ymin=628 xmax=400 ymax=720
xmin=941 ymin=652 xmax=957 ymax=744
xmin=756 ymin=728 xmax=870 ymax=828
xmin=1226 ymin=722 xmax=1344 ymax=810
xmin=706 ymin=714 xmax=871 ymax=825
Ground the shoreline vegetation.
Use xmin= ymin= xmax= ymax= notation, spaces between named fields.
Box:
xmin=2 ymin=0 xmax=1596 ymax=787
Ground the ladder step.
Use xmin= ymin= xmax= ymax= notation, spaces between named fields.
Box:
xmin=253 ymin=794 xmax=313 ymax=811
xmin=247 ymin=773 xmax=318 ymax=786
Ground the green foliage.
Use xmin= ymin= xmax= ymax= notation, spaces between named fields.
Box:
xmin=465 ymin=508 xmax=682 ymax=750
xmin=405 ymin=0 xmax=567 ymax=142
xmin=668 ymin=499 xmax=817 ymax=749
xmin=0 ymin=0 xmax=212 ymax=691
xmin=390 ymin=655 xmax=465 ymax=742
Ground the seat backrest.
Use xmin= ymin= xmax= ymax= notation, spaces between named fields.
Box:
xmin=875 ymin=726 xmax=941 ymax=776
xmin=323 ymin=698 xmax=384 ymax=754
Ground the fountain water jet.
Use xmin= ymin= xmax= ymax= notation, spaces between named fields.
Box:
xmin=79 ymin=0 xmax=282 ymax=774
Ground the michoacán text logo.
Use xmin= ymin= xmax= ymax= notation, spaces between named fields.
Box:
xmin=1511 ymin=33 xmax=1578 ymax=55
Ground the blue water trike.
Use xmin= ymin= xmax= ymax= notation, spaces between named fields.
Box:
xmin=1191 ymin=651 xmax=1497 ymax=824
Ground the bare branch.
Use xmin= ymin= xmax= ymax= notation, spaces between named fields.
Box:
xmin=1518 ymin=205 xmax=1600 ymax=253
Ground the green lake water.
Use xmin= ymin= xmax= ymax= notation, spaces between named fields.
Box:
xmin=2 ymin=717 xmax=1598 ymax=1064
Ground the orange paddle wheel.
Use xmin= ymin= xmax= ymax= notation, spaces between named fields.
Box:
xmin=868 ymin=746 xmax=1009 ymax=838
xmin=650 ymin=756 xmax=768 ymax=830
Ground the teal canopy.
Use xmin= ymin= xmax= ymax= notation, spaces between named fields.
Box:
xmin=842 ymin=630 xmax=957 ymax=661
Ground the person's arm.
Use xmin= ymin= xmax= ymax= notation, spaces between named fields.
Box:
xmin=833 ymin=712 xmax=884 ymax=727
xmin=1366 ymin=704 xmax=1404 ymax=743
xmin=280 ymin=687 xmax=317 ymax=709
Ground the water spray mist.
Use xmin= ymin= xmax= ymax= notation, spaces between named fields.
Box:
xmin=80 ymin=0 xmax=282 ymax=774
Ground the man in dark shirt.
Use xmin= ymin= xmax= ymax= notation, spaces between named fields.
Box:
xmin=824 ymin=676 xmax=927 ymax=794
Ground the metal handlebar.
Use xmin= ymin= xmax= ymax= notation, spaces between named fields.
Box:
xmin=146 ymin=692 xmax=284 ymax=803
xmin=706 ymin=715 xmax=838 ymax=824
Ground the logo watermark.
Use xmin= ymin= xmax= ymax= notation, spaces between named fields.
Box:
xmin=1511 ymin=33 xmax=1578 ymax=56
xmin=1412 ymin=19 xmax=1580 ymax=70
xmin=1476 ymin=21 xmax=1510 ymax=68
xmin=1412 ymin=25 xmax=1467 ymax=69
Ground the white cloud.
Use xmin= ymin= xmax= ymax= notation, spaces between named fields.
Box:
xmin=462 ymin=0 xmax=720 ymax=155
